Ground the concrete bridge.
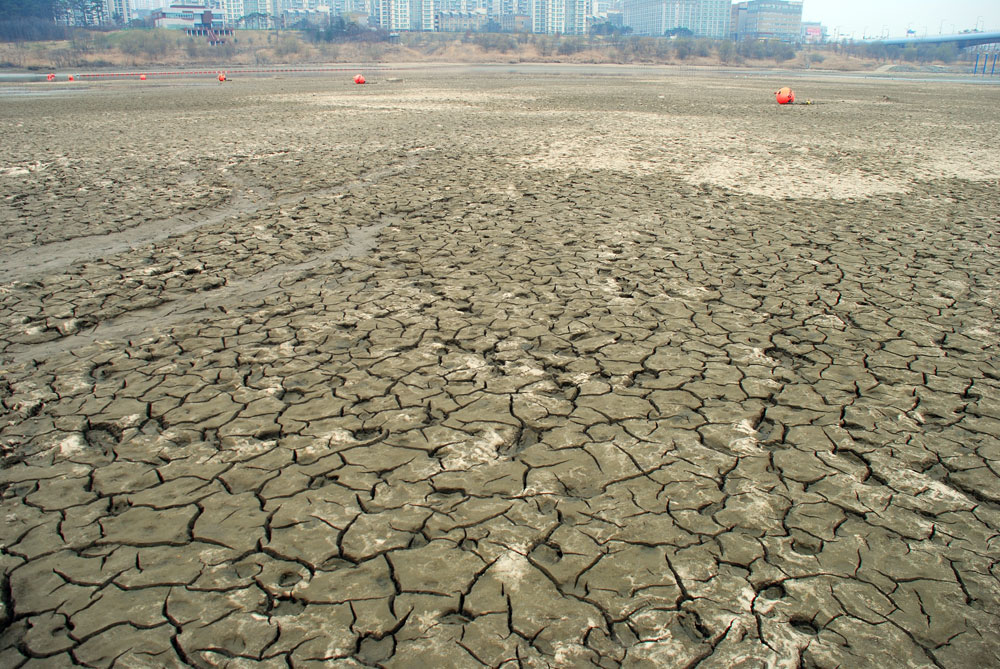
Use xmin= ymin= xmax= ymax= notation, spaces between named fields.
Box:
xmin=865 ymin=31 xmax=1000 ymax=48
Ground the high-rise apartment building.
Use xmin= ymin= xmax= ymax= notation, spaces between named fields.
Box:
xmin=730 ymin=1 xmax=746 ymax=39
xmin=375 ymin=0 xmax=410 ymax=30
xmin=418 ymin=0 xmax=436 ymax=29
xmin=563 ymin=0 xmax=589 ymax=34
xmin=731 ymin=0 xmax=802 ymax=41
xmin=244 ymin=0 xmax=274 ymax=17
xmin=219 ymin=0 xmax=244 ymax=24
xmin=622 ymin=0 xmax=729 ymax=38
xmin=491 ymin=0 xmax=529 ymax=18
xmin=395 ymin=0 xmax=487 ymax=30
xmin=104 ymin=0 xmax=132 ymax=22
xmin=531 ymin=0 xmax=590 ymax=34
xmin=531 ymin=0 xmax=564 ymax=33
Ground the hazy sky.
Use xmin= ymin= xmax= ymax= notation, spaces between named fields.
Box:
xmin=801 ymin=1 xmax=1000 ymax=39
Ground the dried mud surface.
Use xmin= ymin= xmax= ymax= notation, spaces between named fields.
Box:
xmin=1 ymin=70 xmax=999 ymax=668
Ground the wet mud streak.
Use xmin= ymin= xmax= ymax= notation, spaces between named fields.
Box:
xmin=0 ymin=158 xmax=416 ymax=285
xmin=6 ymin=222 xmax=387 ymax=363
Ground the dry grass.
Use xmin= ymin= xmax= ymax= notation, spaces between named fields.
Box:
xmin=0 ymin=31 xmax=897 ymax=72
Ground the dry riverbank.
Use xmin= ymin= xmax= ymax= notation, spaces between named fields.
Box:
xmin=1 ymin=68 xmax=999 ymax=667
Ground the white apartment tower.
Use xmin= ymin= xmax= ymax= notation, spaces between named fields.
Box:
xmin=491 ymin=0 xmax=528 ymax=17
xmin=221 ymin=0 xmax=245 ymax=24
xmin=563 ymin=0 xmax=589 ymax=34
xmin=531 ymin=0 xmax=562 ymax=33
xmin=532 ymin=0 xmax=591 ymax=34
xmin=217 ymin=0 xmax=274 ymax=23
xmin=623 ymin=0 xmax=729 ymax=38
xmin=104 ymin=0 xmax=132 ymax=22
xmin=376 ymin=0 xmax=410 ymax=30
xmin=419 ymin=0 xmax=434 ymax=29
xmin=244 ymin=0 xmax=276 ymax=17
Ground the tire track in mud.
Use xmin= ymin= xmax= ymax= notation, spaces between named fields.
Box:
xmin=0 ymin=179 xmax=263 ymax=286
xmin=6 ymin=221 xmax=386 ymax=364
xmin=0 ymin=157 xmax=418 ymax=285
xmin=1 ymin=156 xmax=421 ymax=363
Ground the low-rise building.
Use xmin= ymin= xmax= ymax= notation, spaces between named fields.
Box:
xmin=801 ymin=21 xmax=824 ymax=43
xmin=436 ymin=8 xmax=487 ymax=30
xmin=153 ymin=4 xmax=234 ymax=41
xmin=499 ymin=12 xmax=530 ymax=31
xmin=153 ymin=4 xmax=211 ymax=28
xmin=282 ymin=8 xmax=334 ymax=25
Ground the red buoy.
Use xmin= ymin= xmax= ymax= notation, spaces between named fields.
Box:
xmin=68 ymin=75 xmax=74 ymax=81
xmin=218 ymin=73 xmax=226 ymax=82
xmin=47 ymin=73 xmax=55 ymax=81
xmin=353 ymin=74 xmax=366 ymax=84
xmin=776 ymin=87 xmax=795 ymax=104
xmin=140 ymin=74 xmax=147 ymax=81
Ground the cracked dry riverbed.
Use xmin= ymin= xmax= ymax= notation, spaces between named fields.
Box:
xmin=1 ymin=69 xmax=999 ymax=668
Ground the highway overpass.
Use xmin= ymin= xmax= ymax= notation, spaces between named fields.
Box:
xmin=865 ymin=31 xmax=1000 ymax=48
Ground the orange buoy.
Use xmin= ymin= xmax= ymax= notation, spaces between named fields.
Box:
xmin=140 ymin=74 xmax=146 ymax=81
xmin=776 ymin=87 xmax=795 ymax=104
xmin=218 ymin=73 xmax=226 ymax=82
xmin=353 ymin=74 xmax=366 ymax=84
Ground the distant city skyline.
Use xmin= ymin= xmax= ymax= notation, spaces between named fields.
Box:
xmin=801 ymin=1 xmax=999 ymax=40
